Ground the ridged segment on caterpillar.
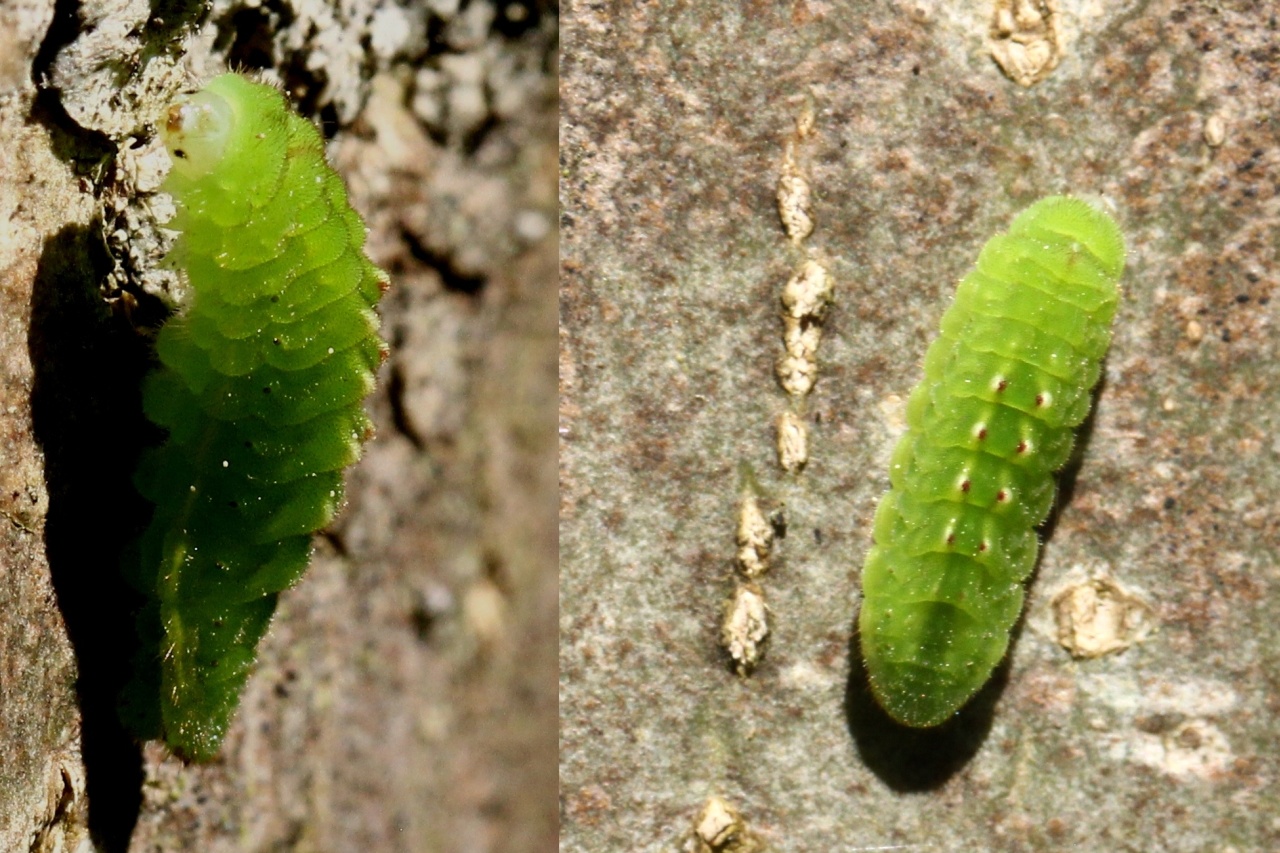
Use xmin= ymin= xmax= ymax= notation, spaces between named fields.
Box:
xmin=857 ymin=196 xmax=1124 ymax=727
xmin=122 ymin=73 xmax=389 ymax=761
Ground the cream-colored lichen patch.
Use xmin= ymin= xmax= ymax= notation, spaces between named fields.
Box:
xmin=775 ymin=411 xmax=808 ymax=473
xmin=1203 ymin=113 xmax=1226 ymax=148
xmin=776 ymin=260 xmax=833 ymax=398
xmin=689 ymin=796 xmax=762 ymax=853
xmin=736 ymin=491 xmax=774 ymax=578
xmin=770 ymin=100 xmax=828 ymax=482
xmin=780 ymin=258 xmax=833 ymax=318
xmin=776 ymin=349 xmax=817 ymax=398
xmin=721 ymin=583 xmax=769 ymax=676
xmin=1052 ymin=576 xmax=1155 ymax=658
xmin=989 ymin=0 xmax=1062 ymax=86
xmin=776 ymin=139 xmax=813 ymax=244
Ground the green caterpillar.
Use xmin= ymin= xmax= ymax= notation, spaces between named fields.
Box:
xmin=124 ymin=73 xmax=388 ymax=760
xmin=858 ymin=196 xmax=1124 ymax=727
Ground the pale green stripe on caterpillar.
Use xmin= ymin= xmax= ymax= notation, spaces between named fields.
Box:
xmin=857 ymin=196 xmax=1124 ymax=727
xmin=121 ymin=73 xmax=389 ymax=761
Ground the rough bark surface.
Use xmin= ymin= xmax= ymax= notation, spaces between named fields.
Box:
xmin=561 ymin=0 xmax=1279 ymax=850
xmin=1 ymin=0 xmax=558 ymax=850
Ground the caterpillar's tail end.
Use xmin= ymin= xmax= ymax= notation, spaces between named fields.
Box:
xmin=157 ymin=596 xmax=278 ymax=763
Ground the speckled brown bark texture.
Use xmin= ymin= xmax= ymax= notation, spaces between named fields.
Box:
xmin=561 ymin=0 xmax=1279 ymax=850
xmin=1 ymin=0 xmax=557 ymax=850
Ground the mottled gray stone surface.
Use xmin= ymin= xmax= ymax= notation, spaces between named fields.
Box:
xmin=560 ymin=0 xmax=1279 ymax=849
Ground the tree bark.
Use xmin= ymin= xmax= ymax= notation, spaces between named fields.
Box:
xmin=0 ymin=0 xmax=558 ymax=850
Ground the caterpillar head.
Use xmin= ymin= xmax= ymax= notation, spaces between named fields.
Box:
xmin=159 ymin=74 xmax=294 ymax=226
xmin=163 ymin=88 xmax=237 ymax=181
